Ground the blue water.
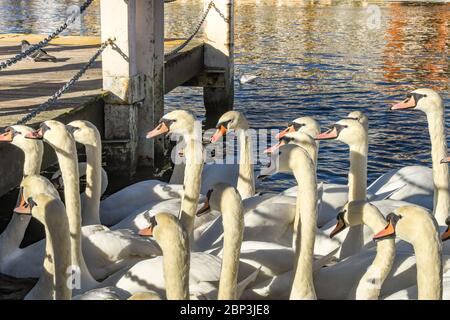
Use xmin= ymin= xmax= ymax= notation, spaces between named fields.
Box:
xmin=1 ymin=0 xmax=449 ymax=193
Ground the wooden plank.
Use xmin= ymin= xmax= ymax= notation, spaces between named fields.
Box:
xmin=0 ymin=35 xmax=204 ymax=128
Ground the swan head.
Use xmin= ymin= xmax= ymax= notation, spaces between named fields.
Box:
xmin=16 ymin=193 xmax=66 ymax=227
xmin=147 ymin=110 xmax=197 ymax=140
xmin=315 ymin=115 xmax=367 ymax=146
xmin=25 ymin=120 xmax=74 ymax=151
xmin=0 ymin=125 xmax=44 ymax=154
xmin=15 ymin=175 xmax=60 ymax=214
xmin=346 ymin=111 xmax=368 ymax=131
xmin=139 ymin=212 xmax=189 ymax=248
xmin=329 ymin=201 xmax=378 ymax=238
xmin=260 ymin=144 xmax=312 ymax=177
xmin=264 ymin=131 xmax=316 ymax=157
xmin=196 ymin=183 xmax=242 ymax=217
xmin=66 ymin=120 xmax=100 ymax=146
xmin=391 ymin=88 xmax=443 ymax=114
xmin=276 ymin=116 xmax=320 ymax=140
xmin=373 ymin=205 xmax=438 ymax=244
xmin=210 ymin=111 xmax=249 ymax=143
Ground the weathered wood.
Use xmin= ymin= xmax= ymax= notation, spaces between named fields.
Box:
xmin=203 ymin=0 xmax=234 ymax=128
xmin=0 ymin=36 xmax=204 ymax=128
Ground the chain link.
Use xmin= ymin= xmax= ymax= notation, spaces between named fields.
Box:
xmin=15 ymin=39 xmax=113 ymax=126
xmin=164 ymin=1 xmax=229 ymax=61
xmin=0 ymin=0 xmax=94 ymax=71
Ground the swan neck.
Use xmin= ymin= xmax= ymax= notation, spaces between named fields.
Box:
xmin=290 ymin=156 xmax=317 ymax=300
xmin=179 ymin=137 xmax=203 ymax=237
xmin=82 ymin=142 xmax=102 ymax=226
xmin=355 ymin=205 xmax=395 ymax=300
xmin=237 ymin=129 xmax=255 ymax=199
xmin=219 ymin=203 xmax=244 ymax=300
xmin=348 ymin=141 xmax=368 ymax=202
xmin=22 ymin=145 xmax=43 ymax=176
xmin=161 ymin=235 xmax=190 ymax=300
xmin=54 ymin=140 xmax=96 ymax=287
xmin=414 ymin=238 xmax=443 ymax=299
xmin=426 ymin=110 xmax=449 ymax=225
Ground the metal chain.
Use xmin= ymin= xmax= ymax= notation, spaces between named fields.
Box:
xmin=0 ymin=0 xmax=94 ymax=71
xmin=164 ymin=1 xmax=229 ymax=61
xmin=15 ymin=39 xmax=113 ymax=125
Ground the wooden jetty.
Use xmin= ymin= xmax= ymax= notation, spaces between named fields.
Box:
xmin=0 ymin=0 xmax=234 ymax=197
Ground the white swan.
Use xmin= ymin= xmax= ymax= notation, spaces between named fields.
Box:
xmin=390 ymin=88 xmax=448 ymax=225
xmin=26 ymin=121 xmax=159 ymax=288
xmin=0 ymin=125 xmax=43 ymax=268
xmin=16 ymin=193 xmax=72 ymax=300
xmin=373 ymin=206 xmax=442 ymax=300
xmin=111 ymin=111 xmax=208 ymax=239
xmin=210 ymin=111 xmax=255 ymax=199
xmin=314 ymin=201 xmax=396 ymax=299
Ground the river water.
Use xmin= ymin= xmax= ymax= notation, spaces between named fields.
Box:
xmin=0 ymin=0 xmax=449 ymax=193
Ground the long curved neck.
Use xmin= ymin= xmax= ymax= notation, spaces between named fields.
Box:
xmin=179 ymin=135 xmax=203 ymax=238
xmin=426 ymin=109 xmax=449 ymax=225
xmin=219 ymin=202 xmax=244 ymax=300
xmin=414 ymin=235 xmax=442 ymax=299
xmin=348 ymin=139 xmax=368 ymax=202
xmin=81 ymin=133 xmax=102 ymax=225
xmin=22 ymin=145 xmax=43 ymax=176
xmin=237 ymin=129 xmax=255 ymax=199
xmin=161 ymin=234 xmax=190 ymax=300
xmin=290 ymin=156 xmax=317 ymax=300
xmin=26 ymin=212 xmax=71 ymax=300
xmin=353 ymin=205 xmax=395 ymax=300
xmin=339 ymin=138 xmax=368 ymax=259
xmin=54 ymin=139 xmax=97 ymax=290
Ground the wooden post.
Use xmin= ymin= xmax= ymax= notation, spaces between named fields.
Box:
xmin=203 ymin=0 xmax=234 ymax=128
xmin=101 ymin=0 xmax=163 ymax=176
xmin=135 ymin=0 xmax=165 ymax=168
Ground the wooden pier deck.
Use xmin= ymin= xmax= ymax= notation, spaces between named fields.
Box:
xmin=0 ymin=34 xmax=204 ymax=196
xmin=0 ymin=34 xmax=204 ymax=128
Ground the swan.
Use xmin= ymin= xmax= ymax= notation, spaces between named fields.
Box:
xmin=0 ymin=125 xmax=43 ymax=268
xmin=314 ymin=201 xmax=396 ymax=299
xmin=16 ymin=193 xmax=72 ymax=300
xmin=210 ymin=111 xmax=255 ymax=199
xmin=26 ymin=121 xmax=160 ymax=289
xmin=373 ymin=206 xmax=442 ymax=300
xmin=112 ymin=110 xmax=206 ymax=239
xmin=390 ymin=88 xmax=448 ymax=225
xmin=316 ymin=202 xmax=442 ymax=300
xmin=266 ymin=116 xmax=348 ymax=226
xmin=94 ymin=206 xmax=259 ymax=299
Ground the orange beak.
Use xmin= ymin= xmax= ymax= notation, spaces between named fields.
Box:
xmin=196 ymin=199 xmax=210 ymax=217
xmin=315 ymin=127 xmax=338 ymax=140
xmin=210 ymin=125 xmax=227 ymax=143
xmin=373 ymin=220 xmax=396 ymax=241
xmin=264 ymin=139 xmax=286 ymax=154
xmin=391 ymin=96 xmax=416 ymax=110
xmin=441 ymin=227 xmax=450 ymax=242
xmin=275 ymin=126 xmax=295 ymax=140
xmin=0 ymin=130 xmax=14 ymax=142
xmin=441 ymin=157 xmax=450 ymax=164
xmin=14 ymin=194 xmax=31 ymax=215
xmin=146 ymin=122 xmax=169 ymax=139
xmin=25 ymin=128 xmax=44 ymax=140
xmin=330 ymin=218 xmax=346 ymax=238
xmin=139 ymin=225 xmax=154 ymax=237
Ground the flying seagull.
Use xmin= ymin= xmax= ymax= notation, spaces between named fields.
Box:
xmin=21 ymin=40 xmax=57 ymax=62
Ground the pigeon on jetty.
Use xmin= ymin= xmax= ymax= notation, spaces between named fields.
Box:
xmin=21 ymin=40 xmax=57 ymax=62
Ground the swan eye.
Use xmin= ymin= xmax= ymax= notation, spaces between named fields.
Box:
xmin=288 ymin=122 xmax=305 ymax=131
xmin=160 ymin=119 xmax=176 ymax=128
xmin=150 ymin=215 xmax=158 ymax=227
xmin=281 ymin=136 xmax=294 ymax=143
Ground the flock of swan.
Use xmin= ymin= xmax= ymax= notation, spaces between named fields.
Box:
xmin=0 ymin=87 xmax=448 ymax=300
